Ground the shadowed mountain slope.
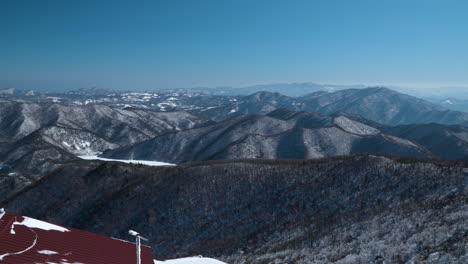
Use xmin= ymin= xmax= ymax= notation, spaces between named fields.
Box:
xmin=381 ymin=123 xmax=468 ymax=161
xmin=331 ymin=112 xmax=468 ymax=161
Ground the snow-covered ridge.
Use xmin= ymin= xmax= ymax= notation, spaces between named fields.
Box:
xmin=79 ymin=155 xmax=175 ymax=166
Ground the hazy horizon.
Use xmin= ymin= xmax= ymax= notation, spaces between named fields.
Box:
xmin=2 ymin=81 xmax=468 ymax=98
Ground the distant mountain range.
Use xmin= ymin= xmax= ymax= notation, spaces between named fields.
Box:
xmin=193 ymin=88 xmax=468 ymax=127
xmin=2 ymin=87 xmax=468 ymax=176
xmin=159 ymin=83 xmax=365 ymax=97
xmin=4 ymin=86 xmax=468 ymax=125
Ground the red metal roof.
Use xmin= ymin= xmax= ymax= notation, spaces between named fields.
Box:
xmin=0 ymin=212 xmax=154 ymax=264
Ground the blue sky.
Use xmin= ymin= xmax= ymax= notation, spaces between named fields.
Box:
xmin=1 ymin=0 xmax=468 ymax=91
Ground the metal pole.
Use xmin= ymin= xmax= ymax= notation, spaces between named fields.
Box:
xmin=129 ymin=230 xmax=148 ymax=264
xmin=136 ymin=235 xmax=141 ymax=264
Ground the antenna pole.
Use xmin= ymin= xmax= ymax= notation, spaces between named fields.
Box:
xmin=129 ymin=230 xmax=148 ymax=264
xmin=136 ymin=235 xmax=141 ymax=264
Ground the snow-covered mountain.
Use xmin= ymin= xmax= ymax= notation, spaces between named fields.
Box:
xmin=104 ymin=108 xmax=468 ymax=163
xmin=102 ymin=109 xmax=431 ymax=163
xmin=0 ymin=101 xmax=206 ymax=175
xmin=4 ymin=87 xmax=468 ymax=127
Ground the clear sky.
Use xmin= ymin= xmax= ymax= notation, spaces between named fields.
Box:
xmin=1 ymin=0 xmax=468 ymax=91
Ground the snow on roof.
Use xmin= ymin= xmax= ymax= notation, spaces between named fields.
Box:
xmin=154 ymin=256 xmax=226 ymax=264
xmin=37 ymin=249 xmax=59 ymax=255
xmin=12 ymin=216 xmax=70 ymax=233
xmin=0 ymin=211 xmax=154 ymax=264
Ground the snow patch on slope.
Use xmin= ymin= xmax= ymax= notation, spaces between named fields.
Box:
xmin=451 ymin=132 xmax=468 ymax=143
xmin=154 ymin=256 xmax=226 ymax=264
xmin=41 ymin=126 xmax=118 ymax=156
xmin=333 ymin=116 xmax=380 ymax=136
xmin=383 ymin=134 xmax=420 ymax=148
xmin=79 ymin=155 xmax=175 ymax=166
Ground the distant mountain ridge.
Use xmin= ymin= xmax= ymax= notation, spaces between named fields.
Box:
xmin=195 ymin=87 xmax=468 ymax=127
xmin=67 ymin=87 xmax=114 ymax=95
xmin=159 ymin=82 xmax=365 ymax=96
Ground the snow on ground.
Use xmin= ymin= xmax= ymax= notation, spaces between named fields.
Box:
xmin=78 ymin=155 xmax=175 ymax=166
xmin=154 ymin=256 xmax=226 ymax=264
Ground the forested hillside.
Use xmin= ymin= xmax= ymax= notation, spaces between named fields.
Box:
xmin=2 ymin=154 xmax=466 ymax=263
